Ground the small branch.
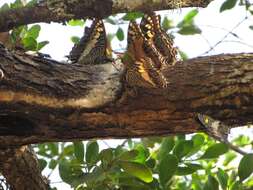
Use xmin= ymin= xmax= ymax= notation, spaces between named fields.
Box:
xmin=0 ymin=0 xmax=213 ymax=32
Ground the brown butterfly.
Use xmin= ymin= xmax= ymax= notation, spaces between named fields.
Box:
xmin=69 ymin=19 xmax=112 ymax=64
xmin=140 ymin=12 xmax=178 ymax=67
xmin=122 ymin=21 xmax=168 ymax=88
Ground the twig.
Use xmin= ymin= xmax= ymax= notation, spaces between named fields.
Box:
xmin=201 ymin=16 xmax=248 ymax=55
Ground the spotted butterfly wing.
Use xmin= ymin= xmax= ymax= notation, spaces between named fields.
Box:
xmin=140 ymin=13 xmax=178 ymax=67
xmin=69 ymin=19 xmax=111 ymax=64
xmin=197 ymin=113 xmax=230 ymax=141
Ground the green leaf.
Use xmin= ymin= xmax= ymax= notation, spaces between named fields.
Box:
xmin=185 ymin=163 xmax=203 ymax=170
xmin=249 ymin=25 xmax=253 ymax=30
xmin=38 ymin=159 xmax=47 ymax=171
xmin=99 ymin=148 xmax=113 ymax=168
xmin=162 ymin=17 xmax=173 ymax=31
xmin=158 ymin=154 xmax=178 ymax=187
xmin=118 ymin=176 xmax=150 ymax=189
xmin=203 ymin=175 xmax=219 ymax=190
xmin=68 ymin=19 xmax=85 ymax=26
xmin=49 ymin=159 xmax=58 ymax=169
xmin=173 ymin=140 xmax=193 ymax=159
xmin=106 ymin=17 xmax=116 ymax=25
xmin=26 ymin=25 xmax=41 ymax=39
xmin=37 ymin=41 xmax=49 ymax=51
xmin=73 ymin=141 xmax=84 ymax=163
xmin=199 ymin=143 xmax=229 ymax=159
xmin=59 ymin=159 xmax=84 ymax=186
xmin=85 ymin=141 xmax=99 ymax=165
xmin=158 ymin=137 xmax=175 ymax=160
xmin=10 ymin=0 xmax=24 ymax=9
xmin=178 ymin=50 xmax=188 ymax=61
xmin=178 ymin=24 xmax=201 ymax=35
xmin=22 ymin=37 xmax=37 ymax=51
xmin=133 ymin=144 xmax=149 ymax=163
xmin=187 ymin=134 xmax=205 ymax=156
xmin=223 ymin=152 xmax=236 ymax=166
xmin=220 ymin=0 xmax=238 ymax=12
xmin=177 ymin=9 xmax=198 ymax=27
xmin=176 ymin=166 xmax=196 ymax=176
xmin=217 ymin=168 xmax=228 ymax=190
xmin=119 ymin=161 xmax=153 ymax=183
xmin=233 ymin=135 xmax=250 ymax=146
xmin=176 ymin=163 xmax=203 ymax=176
xmin=71 ymin=36 xmax=80 ymax=44
xmin=230 ymin=181 xmax=242 ymax=190
xmin=116 ymin=27 xmax=124 ymax=41
xmin=122 ymin=12 xmax=144 ymax=21
xmin=238 ymin=153 xmax=253 ymax=182
xmin=118 ymin=150 xmax=139 ymax=161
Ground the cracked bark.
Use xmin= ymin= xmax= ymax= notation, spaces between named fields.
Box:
xmin=0 ymin=45 xmax=253 ymax=147
xmin=0 ymin=146 xmax=49 ymax=190
xmin=0 ymin=0 xmax=212 ymax=32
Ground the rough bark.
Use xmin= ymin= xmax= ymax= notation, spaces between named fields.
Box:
xmin=0 ymin=0 xmax=212 ymax=32
xmin=0 ymin=44 xmax=253 ymax=147
xmin=0 ymin=146 xmax=49 ymax=190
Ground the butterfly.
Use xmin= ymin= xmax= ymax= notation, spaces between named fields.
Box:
xmin=140 ymin=12 xmax=178 ymax=67
xmin=69 ymin=19 xmax=112 ymax=64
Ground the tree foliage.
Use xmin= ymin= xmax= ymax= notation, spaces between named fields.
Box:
xmin=0 ymin=0 xmax=253 ymax=189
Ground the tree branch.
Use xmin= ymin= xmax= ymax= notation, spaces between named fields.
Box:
xmin=0 ymin=146 xmax=49 ymax=190
xmin=0 ymin=44 xmax=253 ymax=146
xmin=0 ymin=0 xmax=212 ymax=32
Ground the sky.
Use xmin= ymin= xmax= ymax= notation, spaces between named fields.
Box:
xmin=0 ymin=0 xmax=253 ymax=189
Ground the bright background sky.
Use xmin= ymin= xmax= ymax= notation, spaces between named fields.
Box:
xmin=1 ymin=0 xmax=253 ymax=189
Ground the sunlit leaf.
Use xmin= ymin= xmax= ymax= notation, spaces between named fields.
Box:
xmin=119 ymin=161 xmax=153 ymax=183
xmin=68 ymin=19 xmax=85 ymax=26
xmin=22 ymin=37 xmax=37 ymax=51
xmin=26 ymin=25 xmax=41 ymax=39
xmin=177 ymin=9 xmax=198 ymax=27
xmin=238 ymin=153 xmax=253 ymax=182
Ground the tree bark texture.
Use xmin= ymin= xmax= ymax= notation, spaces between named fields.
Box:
xmin=0 ymin=146 xmax=49 ymax=190
xmin=0 ymin=0 xmax=212 ymax=32
xmin=0 ymin=44 xmax=253 ymax=147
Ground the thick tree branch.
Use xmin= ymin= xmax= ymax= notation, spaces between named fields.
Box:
xmin=0 ymin=146 xmax=49 ymax=190
xmin=0 ymin=44 xmax=253 ymax=146
xmin=0 ymin=0 xmax=212 ymax=32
